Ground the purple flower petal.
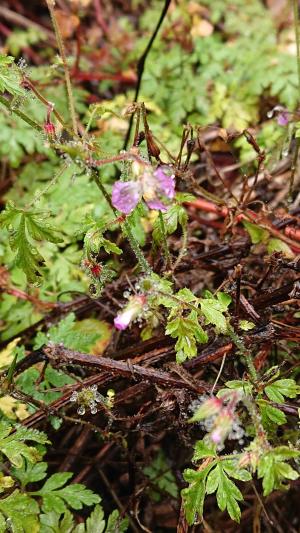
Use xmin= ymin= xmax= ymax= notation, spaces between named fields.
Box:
xmin=210 ymin=429 xmax=222 ymax=443
xmin=114 ymin=310 xmax=133 ymax=330
xmin=277 ymin=111 xmax=289 ymax=127
xmin=114 ymin=295 xmax=146 ymax=330
xmin=112 ymin=181 xmax=141 ymax=214
xmin=268 ymin=106 xmax=290 ymax=127
xmin=154 ymin=166 xmax=175 ymax=199
xmin=146 ymin=199 xmax=168 ymax=211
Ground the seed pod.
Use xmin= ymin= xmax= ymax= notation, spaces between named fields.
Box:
xmin=136 ymin=131 xmax=145 ymax=146
xmin=146 ymin=130 xmax=161 ymax=159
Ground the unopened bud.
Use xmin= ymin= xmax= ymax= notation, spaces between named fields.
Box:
xmin=44 ymin=122 xmax=56 ymax=139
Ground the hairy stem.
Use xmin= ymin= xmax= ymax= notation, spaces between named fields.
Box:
xmin=0 ymin=94 xmax=42 ymax=132
xmin=45 ymin=0 xmax=78 ymax=135
xmin=158 ymin=210 xmax=172 ymax=268
xmin=173 ymin=221 xmax=188 ymax=271
xmin=228 ymin=327 xmax=257 ymax=382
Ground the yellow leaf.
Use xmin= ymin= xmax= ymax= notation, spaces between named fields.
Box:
xmin=0 ymin=338 xmax=21 ymax=369
xmin=0 ymin=396 xmax=29 ymax=420
xmin=0 ymin=473 xmax=14 ymax=493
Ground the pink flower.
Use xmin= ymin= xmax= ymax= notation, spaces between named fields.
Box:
xmin=190 ymin=397 xmax=223 ymax=422
xmin=276 ymin=111 xmax=289 ymax=127
xmin=112 ymin=181 xmax=141 ymax=215
xmin=209 ymin=412 xmax=233 ymax=445
xmin=267 ymin=105 xmax=290 ymax=127
xmin=114 ymin=295 xmax=146 ymax=330
xmin=112 ymin=165 xmax=175 ymax=214
xmin=210 ymin=429 xmax=222 ymax=444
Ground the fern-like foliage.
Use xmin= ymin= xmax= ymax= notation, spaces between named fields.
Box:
xmin=0 ymin=422 xmax=126 ymax=533
xmin=0 ymin=202 xmax=62 ymax=283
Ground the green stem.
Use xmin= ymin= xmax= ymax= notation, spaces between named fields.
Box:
xmin=27 ymin=163 xmax=68 ymax=208
xmin=0 ymin=94 xmax=42 ymax=132
xmin=173 ymin=221 xmax=188 ymax=271
xmin=91 ymin=170 xmax=116 ymax=215
xmin=242 ymin=395 xmax=269 ymax=445
xmin=123 ymin=220 xmax=152 ymax=275
xmin=45 ymin=0 xmax=78 ymax=136
xmin=228 ymin=327 xmax=257 ymax=382
xmin=158 ymin=210 xmax=172 ymax=268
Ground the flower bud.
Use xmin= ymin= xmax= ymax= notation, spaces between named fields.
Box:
xmin=44 ymin=121 xmax=56 ymax=139
xmin=189 ymin=397 xmax=223 ymax=422
xmin=210 ymin=411 xmax=233 ymax=444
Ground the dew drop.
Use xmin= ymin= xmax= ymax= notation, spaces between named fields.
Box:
xmin=70 ymin=392 xmax=78 ymax=402
xmin=95 ymin=392 xmax=103 ymax=402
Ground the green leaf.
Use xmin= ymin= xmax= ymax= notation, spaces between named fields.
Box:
xmin=205 ymin=463 xmax=244 ymax=522
xmin=200 ymin=292 xmax=231 ymax=334
xmin=0 ymin=474 xmax=14 ymax=495
xmin=105 ymin=509 xmax=129 ymax=533
xmin=143 ymin=451 xmax=178 ymax=501
xmin=0 ymin=203 xmax=62 ymax=283
xmin=257 ymin=447 xmax=299 ymax=496
xmin=243 ymin=220 xmax=269 ymax=244
xmin=182 ymin=465 xmax=213 ymax=525
xmin=0 ymin=55 xmax=25 ymax=97
xmin=217 ymin=380 xmax=253 ymax=397
xmin=0 ymin=422 xmax=48 ymax=468
xmin=267 ymin=238 xmax=294 ymax=258
xmin=73 ymin=504 xmax=128 ymax=533
xmin=101 ymin=238 xmax=122 ymax=255
xmin=166 ymin=312 xmax=207 ymax=363
xmin=77 ymin=505 xmax=105 ymax=533
xmin=153 ymin=204 xmax=187 ymax=244
xmin=40 ymin=504 xmax=129 ymax=533
xmin=6 ymin=28 xmax=46 ymax=57
xmin=34 ymin=472 xmax=100 ymax=514
xmin=258 ymin=401 xmax=287 ymax=426
xmin=12 ymin=461 xmax=48 ymax=488
xmin=221 ymin=460 xmax=252 ymax=482
xmin=40 ymin=510 xmax=74 ymax=533
xmin=192 ymin=440 xmax=217 ymax=462
xmin=239 ymin=320 xmax=255 ymax=331
xmin=164 ymin=290 xmax=206 ymax=356
xmin=34 ymin=313 xmax=105 ymax=353
xmin=265 ymin=379 xmax=300 ymax=403
xmin=175 ymin=192 xmax=196 ymax=203
xmin=0 ymin=490 xmax=39 ymax=533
